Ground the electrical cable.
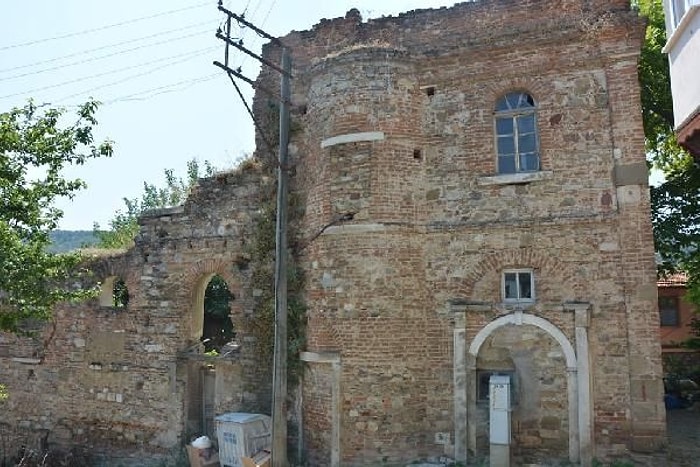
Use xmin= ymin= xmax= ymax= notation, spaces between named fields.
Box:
xmin=259 ymin=0 xmax=277 ymax=30
xmin=0 ymin=20 xmax=213 ymax=74
xmin=55 ymin=49 xmax=219 ymax=103
xmin=1 ymin=46 xmax=217 ymax=100
xmin=0 ymin=30 xmax=212 ymax=82
xmin=0 ymin=1 xmax=211 ymax=51
xmin=102 ymin=73 xmax=220 ymax=103
xmin=226 ymin=71 xmax=275 ymax=157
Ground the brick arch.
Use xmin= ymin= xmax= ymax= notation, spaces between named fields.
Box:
xmin=485 ymin=77 xmax=548 ymax=110
xmin=306 ymin=314 xmax=342 ymax=352
xmin=168 ymin=258 xmax=244 ymax=306
xmin=462 ymin=249 xmax=579 ymax=301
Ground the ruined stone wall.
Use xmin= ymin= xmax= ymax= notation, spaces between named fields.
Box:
xmin=253 ymin=0 xmax=664 ymax=465
xmin=0 ymin=165 xmax=272 ymax=463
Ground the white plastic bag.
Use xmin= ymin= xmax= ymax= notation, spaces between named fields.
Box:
xmin=191 ymin=435 xmax=212 ymax=449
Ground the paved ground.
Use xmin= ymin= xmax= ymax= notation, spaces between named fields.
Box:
xmin=625 ymin=408 xmax=700 ymax=467
xmin=410 ymin=409 xmax=700 ymax=466
xmin=664 ymin=409 xmax=700 ymax=466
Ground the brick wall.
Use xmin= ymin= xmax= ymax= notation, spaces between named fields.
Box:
xmin=256 ymin=0 xmax=664 ymax=465
xmin=0 ymin=1 xmax=666 ymax=465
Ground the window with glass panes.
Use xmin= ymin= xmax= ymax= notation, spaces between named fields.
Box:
xmin=503 ymin=269 xmax=534 ymax=302
xmin=495 ymin=92 xmax=539 ymax=174
xmin=659 ymin=296 xmax=680 ymax=326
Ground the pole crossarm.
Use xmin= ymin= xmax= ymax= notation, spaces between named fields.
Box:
xmin=217 ymin=3 xmax=283 ymax=47
xmin=215 ymin=32 xmax=292 ymax=78
xmin=212 ymin=61 xmax=289 ymax=104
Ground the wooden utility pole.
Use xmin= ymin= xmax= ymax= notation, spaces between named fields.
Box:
xmin=271 ymin=47 xmax=291 ymax=467
xmin=213 ymin=3 xmax=293 ymax=465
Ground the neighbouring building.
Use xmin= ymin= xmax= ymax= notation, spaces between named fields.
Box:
xmin=0 ymin=1 xmax=666 ymax=466
xmin=658 ymin=274 xmax=700 ymax=374
xmin=662 ymin=0 xmax=700 ymax=157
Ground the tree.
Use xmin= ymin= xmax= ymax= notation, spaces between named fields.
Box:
xmin=203 ymin=275 xmax=235 ymax=352
xmin=95 ymin=158 xmax=215 ymax=249
xmin=0 ymin=100 xmax=113 ymax=333
xmin=638 ymin=0 xmax=700 ymax=303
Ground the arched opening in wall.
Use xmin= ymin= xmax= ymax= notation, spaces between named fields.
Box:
xmin=202 ymin=275 xmax=234 ymax=353
xmin=472 ymin=324 xmax=568 ymax=463
xmin=191 ymin=274 xmax=235 ymax=353
xmin=185 ymin=274 xmax=235 ymax=441
xmin=98 ymin=276 xmax=129 ymax=308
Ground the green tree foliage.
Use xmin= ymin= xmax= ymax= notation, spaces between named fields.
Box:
xmin=0 ymin=100 xmax=113 ymax=332
xmin=202 ymin=275 xmax=234 ymax=352
xmin=638 ymin=0 xmax=700 ymax=302
xmin=95 ymin=158 xmax=215 ymax=248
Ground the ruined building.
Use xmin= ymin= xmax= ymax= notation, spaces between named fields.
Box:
xmin=0 ymin=1 xmax=665 ymax=466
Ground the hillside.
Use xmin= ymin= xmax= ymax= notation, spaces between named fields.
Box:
xmin=48 ymin=230 xmax=99 ymax=253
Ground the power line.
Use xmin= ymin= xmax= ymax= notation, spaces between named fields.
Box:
xmin=0 ymin=30 xmax=213 ymax=82
xmin=1 ymin=46 xmax=217 ymax=100
xmin=259 ymin=0 xmax=278 ymax=30
xmin=56 ymin=73 xmax=220 ymax=109
xmin=56 ymin=50 xmax=219 ymax=103
xmin=0 ymin=1 xmax=211 ymax=51
xmin=231 ymin=0 xmax=277 ymax=70
xmin=0 ymin=20 xmax=213 ymax=74
xmin=102 ymin=73 xmax=220 ymax=104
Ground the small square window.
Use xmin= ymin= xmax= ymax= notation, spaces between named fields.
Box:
xmin=503 ymin=270 xmax=534 ymax=302
xmin=477 ymin=370 xmax=516 ymax=402
xmin=659 ymin=296 xmax=680 ymax=327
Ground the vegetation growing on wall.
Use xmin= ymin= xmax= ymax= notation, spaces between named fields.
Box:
xmin=246 ymin=199 xmax=307 ymax=385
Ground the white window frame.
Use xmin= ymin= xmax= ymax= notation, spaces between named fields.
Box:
xmin=672 ymin=0 xmax=689 ymax=28
xmin=502 ymin=269 xmax=535 ymax=303
xmin=494 ymin=92 xmax=540 ymax=175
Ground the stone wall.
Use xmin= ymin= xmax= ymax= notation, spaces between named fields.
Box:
xmin=0 ymin=165 xmax=272 ymax=463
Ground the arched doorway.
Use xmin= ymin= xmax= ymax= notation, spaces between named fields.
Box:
xmin=189 ymin=274 xmax=235 ymax=352
xmin=184 ymin=274 xmax=235 ymax=440
xmin=473 ymin=324 xmax=569 ymax=462
xmin=466 ymin=311 xmax=586 ymax=464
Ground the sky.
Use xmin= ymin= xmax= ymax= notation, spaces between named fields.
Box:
xmin=1 ymin=0 xmax=460 ymax=230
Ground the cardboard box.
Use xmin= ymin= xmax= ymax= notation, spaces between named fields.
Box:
xmin=241 ymin=449 xmax=271 ymax=467
xmin=186 ymin=445 xmax=220 ymax=467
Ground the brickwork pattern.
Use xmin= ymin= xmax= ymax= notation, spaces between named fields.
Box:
xmin=258 ymin=0 xmax=664 ymax=465
xmin=0 ymin=1 xmax=666 ymax=465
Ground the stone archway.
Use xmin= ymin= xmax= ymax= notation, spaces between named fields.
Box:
xmin=452 ymin=307 xmax=592 ymax=465
xmin=469 ymin=311 xmax=578 ymax=462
